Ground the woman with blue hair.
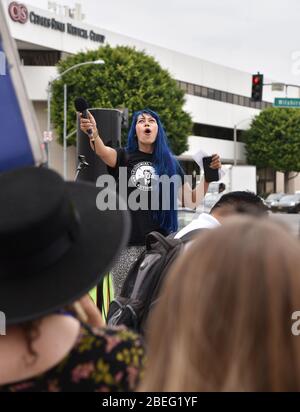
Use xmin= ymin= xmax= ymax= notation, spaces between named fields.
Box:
xmin=80 ymin=109 xmax=221 ymax=296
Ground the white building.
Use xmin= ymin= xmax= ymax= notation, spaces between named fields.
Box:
xmin=3 ymin=0 xmax=300 ymax=193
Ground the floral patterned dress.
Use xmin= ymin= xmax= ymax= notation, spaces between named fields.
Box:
xmin=0 ymin=323 xmax=145 ymax=392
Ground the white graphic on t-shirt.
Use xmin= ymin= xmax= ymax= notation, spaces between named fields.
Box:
xmin=131 ymin=162 xmax=158 ymax=191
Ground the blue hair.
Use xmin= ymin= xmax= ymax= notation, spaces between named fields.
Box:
xmin=126 ymin=109 xmax=182 ymax=234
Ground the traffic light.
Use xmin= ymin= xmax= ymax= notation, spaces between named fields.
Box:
xmin=251 ymin=73 xmax=264 ymax=102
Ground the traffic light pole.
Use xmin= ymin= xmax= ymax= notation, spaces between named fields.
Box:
xmin=263 ymin=82 xmax=300 ymax=97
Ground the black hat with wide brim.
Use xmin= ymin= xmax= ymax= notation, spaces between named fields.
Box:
xmin=0 ymin=167 xmax=130 ymax=326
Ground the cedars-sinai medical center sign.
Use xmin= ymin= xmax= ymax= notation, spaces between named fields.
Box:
xmin=7 ymin=2 xmax=105 ymax=43
xmin=8 ymin=2 xmax=28 ymax=24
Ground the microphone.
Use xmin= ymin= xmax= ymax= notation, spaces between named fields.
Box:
xmin=75 ymin=97 xmax=94 ymax=138
xmin=78 ymin=155 xmax=90 ymax=168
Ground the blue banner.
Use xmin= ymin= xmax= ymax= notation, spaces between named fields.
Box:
xmin=0 ymin=39 xmax=35 ymax=172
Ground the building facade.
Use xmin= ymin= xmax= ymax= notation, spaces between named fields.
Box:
xmin=3 ymin=0 xmax=300 ymax=193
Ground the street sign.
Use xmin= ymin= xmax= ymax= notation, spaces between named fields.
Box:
xmin=0 ymin=1 xmax=45 ymax=173
xmin=271 ymin=83 xmax=285 ymax=92
xmin=274 ymin=98 xmax=300 ymax=108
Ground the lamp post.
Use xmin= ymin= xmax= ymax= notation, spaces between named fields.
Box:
xmin=233 ymin=116 xmax=254 ymax=166
xmin=46 ymin=59 xmax=105 ymax=178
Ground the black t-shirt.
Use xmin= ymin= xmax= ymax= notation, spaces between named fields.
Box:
xmin=108 ymin=148 xmax=184 ymax=246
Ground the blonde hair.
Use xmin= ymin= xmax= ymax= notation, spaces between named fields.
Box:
xmin=140 ymin=217 xmax=300 ymax=392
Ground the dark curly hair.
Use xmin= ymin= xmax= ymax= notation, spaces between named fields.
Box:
xmin=211 ymin=191 xmax=268 ymax=215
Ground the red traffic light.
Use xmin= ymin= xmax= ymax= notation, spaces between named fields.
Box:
xmin=251 ymin=73 xmax=264 ymax=102
xmin=253 ymin=76 xmax=261 ymax=85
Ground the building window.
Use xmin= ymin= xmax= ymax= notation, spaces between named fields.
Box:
xmin=244 ymin=97 xmax=250 ymax=107
xmin=187 ymin=83 xmax=194 ymax=94
xmin=214 ymin=90 xmax=221 ymax=101
xmin=194 ymin=85 xmax=201 ymax=96
xmin=233 ymin=95 xmax=239 ymax=105
xmin=176 ymin=78 xmax=271 ymax=110
xmin=179 ymin=81 xmax=188 ymax=92
xmin=201 ymin=87 xmax=208 ymax=97
xmin=19 ymin=50 xmax=61 ymax=66
xmin=255 ymin=101 xmax=261 ymax=109
xmin=208 ymin=88 xmax=215 ymax=99
xmin=193 ymin=123 xmax=243 ymax=142
xmin=221 ymin=91 xmax=227 ymax=102
xmin=227 ymin=93 xmax=233 ymax=104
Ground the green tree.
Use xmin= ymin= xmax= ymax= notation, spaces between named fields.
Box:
xmin=244 ymin=107 xmax=300 ymax=188
xmin=51 ymin=45 xmax=192 ymax=155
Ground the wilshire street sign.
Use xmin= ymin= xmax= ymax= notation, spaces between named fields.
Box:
xmin=274 ymin=98 xmax=300 ymax=108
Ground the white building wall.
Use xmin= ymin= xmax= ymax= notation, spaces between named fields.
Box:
xmin=21 ymin=66 xmax=57 ymax=100
xmin=184 ymin=95 xmax=260 ymax=129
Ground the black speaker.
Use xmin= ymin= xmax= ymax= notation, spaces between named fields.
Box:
xmin=77 ymin=108 xmax=122 ymax=182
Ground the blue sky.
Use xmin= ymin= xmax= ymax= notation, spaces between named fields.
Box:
xmin=25 ymin=0 xmax=300 ymax=84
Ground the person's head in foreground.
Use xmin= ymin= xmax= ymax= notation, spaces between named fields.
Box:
xmin=210 ymin=191 xmax=268 ymax=222
xmin=140 ymin=216 xmax=300 ymax=392
xmin=0 ymin=167 xmax=145 ymax=392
